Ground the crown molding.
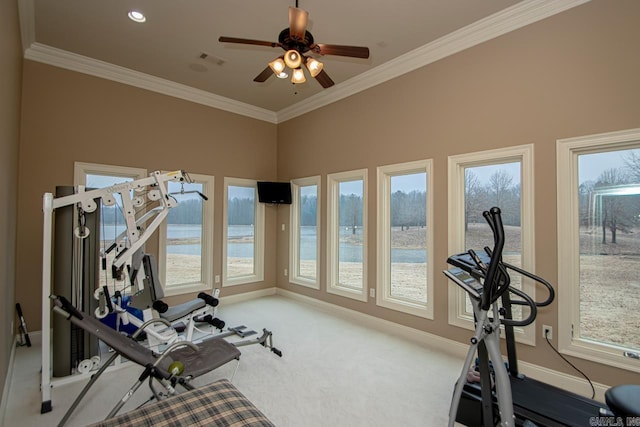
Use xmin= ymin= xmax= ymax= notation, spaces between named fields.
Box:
xmin=23 ymin=43 xmax=278 ymax=124
xmin=276 ymin=0 xmax=591 ymax=122
xmin=19 ymin=0 xmax=590 ymax=125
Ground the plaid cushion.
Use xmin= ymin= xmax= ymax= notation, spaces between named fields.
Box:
xmin=89 ymin=379 xmax=275 ymax=427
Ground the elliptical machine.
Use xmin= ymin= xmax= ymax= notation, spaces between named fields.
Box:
xmin=444 ymin=207 xmax=640 ymax=426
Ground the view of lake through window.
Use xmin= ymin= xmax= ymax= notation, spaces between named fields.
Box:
xmin=86 ymin=174 xmax=134 ymax=291
xmin=297 ymin=184 xmax=318 ymax=281
xmin=338 ymin=179 xmax=364 ymax=289
xmin=389 ymin=172 xmax=427 ymax=303
xmin=164 ymin=181 xmax=204 ymax=286
xmin=226 ymin=185 xmax=256 ymax=278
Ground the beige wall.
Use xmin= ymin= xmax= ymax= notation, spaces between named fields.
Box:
xmin=0 ymin=0 xmax=23 ymax=399
xmin=276 ymin=0 xmax=640 ymax=386
xmin=16 ymin=61 xmax=278 ymax=330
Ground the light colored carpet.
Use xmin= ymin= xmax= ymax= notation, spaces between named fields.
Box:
xmin=3 ymin=294 xmax=463 ymax=426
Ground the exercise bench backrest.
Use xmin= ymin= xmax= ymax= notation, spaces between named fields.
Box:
xmin=53 ymin=304 xmax=173 ymax=378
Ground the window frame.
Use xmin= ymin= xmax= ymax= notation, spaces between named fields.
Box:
xmin=376 ymin=160 xmax=434 ymax=319
xmin=326 ymin=169 xmax=368 ymax=302
xmin=222 ymin=177 xmax=265 ymax=286
xmin=158 ymin=172 xmax=214 ymax=296
xmin=74 ymin=162 xmax=147 ymax=189
xmin=557 ymin=128 xmax=640 ymax=372
xmin=289 ymin=176 xmax=321 ymax=289
xmin=447 ymin=144 xmax=535 ymax=345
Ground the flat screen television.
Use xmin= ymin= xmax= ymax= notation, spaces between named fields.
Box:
xmin=257 ymin=181 xmax=292 ymax=204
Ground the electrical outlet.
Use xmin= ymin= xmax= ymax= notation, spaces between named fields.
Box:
xmin=215 ymin=275 xmax=220 ymax=284
xmin=543 ymin=325 xmax=553 ymax=340
xmin=284 ymin=268 xmax=288 ymax=277
xmin=369 ymin=288 xmax=375 ymax=298
xmin=281 ymin=223 xmax=285 ymax=231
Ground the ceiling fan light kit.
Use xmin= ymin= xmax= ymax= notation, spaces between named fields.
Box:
xmin=291 ymin=68 xmax=306 ymax=84
xmin=269 ymin=57 xmax=286 ymax=74
xmin=305 ymin=57 xmax=322 ymax=77
xmin=219 ymin=5 xmax=369 ymax=89
xmin=284 ymin=50 xmax=302 ymax=69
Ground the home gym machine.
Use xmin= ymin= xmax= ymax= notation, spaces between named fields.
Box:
xmin=40 ymin=169 xmax=282 ymax=414
xmin=444 ymin=207 xmax=639 ymax=426
xmin=41 ymin=170 xmax=192 ymax=413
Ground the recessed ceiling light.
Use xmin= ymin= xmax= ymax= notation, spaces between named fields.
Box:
xmin=276 ymin=72 xmax=289 ymax=79
xmin=128 ymin=10 xmax=146 ymax=23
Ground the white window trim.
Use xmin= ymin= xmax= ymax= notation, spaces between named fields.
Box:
xmin=158 ymin=173 xmax=214 ymax=296
xmin=447 ymin=144 xmax=535 ymax=345
xmin=376 ymin=160 xmax=434 ymax=319
xmin=557 ymin=128 xmax=640 ymax=373
xmin=326 ymin=169 xmax=368 ymax=302
xmin=289 ymin=176 xmax=321 ymax=289
xmin=222 ymin=177 xmax=265 ymax=286
xmin=74 ymin=162 xmax=147 ymax=188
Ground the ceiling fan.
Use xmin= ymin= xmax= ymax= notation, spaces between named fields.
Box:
xmin=218 ymin=3 xmax=370 ymax=88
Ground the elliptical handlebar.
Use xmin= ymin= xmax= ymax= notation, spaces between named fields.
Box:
xmin=446 ymin=206 xmax=556 ymax=326
xmin=503 ymin=286 xmax=538 ymax=327
xmin=501 ymin=261 xmax=555 ymax=308
xmin=480 ymin=207 xmax=506 ymax=310
xmin=479 ymin=207 xmax=555 ymax=326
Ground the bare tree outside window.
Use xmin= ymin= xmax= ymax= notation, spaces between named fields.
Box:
xmin=389 ymin=172 xmax=427 ymax=303
xmin=463 ymin=162 xmax=522 ymax=317
xmin=338 ymin=180 xmax=363 ymax=289
xmin=577 ymin=148 xmax=640 ymax=351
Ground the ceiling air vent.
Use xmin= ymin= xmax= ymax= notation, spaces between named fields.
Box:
xmin=199 ymin=52 xmax=226 ymax=66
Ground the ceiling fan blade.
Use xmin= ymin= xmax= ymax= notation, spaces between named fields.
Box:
xmin=314 ymin=69 xmax=335 ymax=88
xmin=219 ymin=36 xmax=280 ymax=48
xmin=312 ymin=43 xmax=370 ymax=59
xmin=253 ymin=66 xmax=274 ymax=83
xmin=289 ymin=7 xmax=308 ymax=40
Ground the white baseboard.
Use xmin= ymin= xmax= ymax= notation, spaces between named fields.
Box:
xmin=518 ymin=360 xmax=609 ymax=402
xmin=219 ymin=287 xmax=277 ymax=306
xmin=0 ymin=335 xmax=18 ymax=426
xmin=276 ymin=288 xmax=610 ymax=402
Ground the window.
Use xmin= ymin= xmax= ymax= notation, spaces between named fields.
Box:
xmin=223 ymin=177 xmax=265 ymax=286
xmin=557 ymin=128 xmax=640 ymax=372
xmin=447 ymin=145 xmax=535 ymax=344
xmin=327 ymin=169 xmax=368 ymax=302
xmin=290 ymin=176 xmax=321 ymax=289
xmin=377 ymin=160 xmax=433 ymax=318
xmin=74 ymin=162 xmax=147 ymax=292
xmin=158 ymin=173 xmax=214 ymax=296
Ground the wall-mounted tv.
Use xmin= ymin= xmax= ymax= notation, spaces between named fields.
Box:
xmin=257 ymin=181 xmax=292 ymax=205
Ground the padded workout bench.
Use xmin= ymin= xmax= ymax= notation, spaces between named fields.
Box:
xmin=88 ymin=378 xmax=275 ymax=427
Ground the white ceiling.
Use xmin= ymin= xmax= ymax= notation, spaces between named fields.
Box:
xmin=19 ymin=0 xmax=589 ymax=123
